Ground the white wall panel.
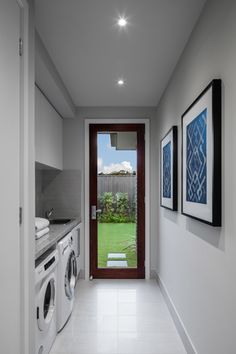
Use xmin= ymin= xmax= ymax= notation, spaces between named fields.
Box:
xmin=155 ymin=1 xmax=236 ymax=353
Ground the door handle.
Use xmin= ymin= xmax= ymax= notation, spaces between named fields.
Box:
xmin=91 ymin=205 xmax=102 ymax=220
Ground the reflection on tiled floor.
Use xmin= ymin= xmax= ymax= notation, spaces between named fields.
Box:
xmin=50 ymin=279 xmax=186 ymax=354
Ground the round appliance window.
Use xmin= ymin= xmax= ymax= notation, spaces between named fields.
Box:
xmin=64 ymin=251 xmax=77 ymax=300
xmin=37 ymin=276 xmax=55 ymax=331
xmin=44 ymin=281 xmax=52 ymax=319
xmin=38 ymin=346 xmax=43 ymax=354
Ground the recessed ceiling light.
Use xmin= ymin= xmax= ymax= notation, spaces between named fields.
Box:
xmin=117 ymin=79 xmax=125 ymax=86
xmin=118 ymin=17 xmax=127 ymax=27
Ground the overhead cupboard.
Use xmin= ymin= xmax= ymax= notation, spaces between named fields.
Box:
xmin=35 ymin=85 xmax=63 ymax=170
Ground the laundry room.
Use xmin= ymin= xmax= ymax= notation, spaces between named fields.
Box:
xmin=2 ymin=0 xmax=236 ymax=354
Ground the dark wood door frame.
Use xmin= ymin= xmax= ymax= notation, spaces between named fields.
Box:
xmin=89 ymin=124 xmax=145 ymax=279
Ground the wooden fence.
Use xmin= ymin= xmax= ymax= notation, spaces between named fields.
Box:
xmin=98 ymin=175 xmax=137 ymax=207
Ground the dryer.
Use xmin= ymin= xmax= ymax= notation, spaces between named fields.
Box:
xmin=35 ymin=249 xmax=58 ymax=354
xmin=57 ymin=232 xmax=77 ymax=332
xmin=71 ymin=223 xmax=81 ymax=281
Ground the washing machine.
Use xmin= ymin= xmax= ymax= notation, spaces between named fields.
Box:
xmin=57 ymin=232 xmax=77 ymax=332
xmin=35 ymin=249 xmax=58 ymax=354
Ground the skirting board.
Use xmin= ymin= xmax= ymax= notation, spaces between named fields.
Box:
xmin=151 ymin=270 xmax=197 ymax=354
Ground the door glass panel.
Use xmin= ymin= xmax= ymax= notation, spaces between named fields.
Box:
xmin=44 ymin=281 xmax=52 ymax=319
xmin=97 ymin=132 xmax=137 ymax=269
xmin=65 ymin=252 xmax=76 ymax=299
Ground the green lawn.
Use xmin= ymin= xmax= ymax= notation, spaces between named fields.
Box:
xmin=98 ymin=223 xmax=137 ymax=268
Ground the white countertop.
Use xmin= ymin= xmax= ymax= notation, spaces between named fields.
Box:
xmin=35 ymin=218 xmax=81 ymax=259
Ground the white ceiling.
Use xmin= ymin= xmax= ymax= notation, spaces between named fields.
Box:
xmin=35 ymin=0 xmax=206 ymax=107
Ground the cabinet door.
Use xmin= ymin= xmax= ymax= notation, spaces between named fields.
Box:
xmin=35 ymin=86 xmax=63 ymax=169
xmin=0 ymin=1 xmax=21 ymax=352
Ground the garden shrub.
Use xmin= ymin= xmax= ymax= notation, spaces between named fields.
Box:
xmin=98 ymin=192 xmax=114 ymax=222
xmin=122 ymin=233 xmax=137 ymax=253
xmin=98 ymin=192 xmax=136 ymax=223
xmin=116 ymin=192 xmax=129 ymax=217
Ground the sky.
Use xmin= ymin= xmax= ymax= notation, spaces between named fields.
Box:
xmin=98 ymin=133 xmax=137 ymax=174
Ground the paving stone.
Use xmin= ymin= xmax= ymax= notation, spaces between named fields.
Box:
xmin=107 ymin=253 xmax=126 ymax=259
xmin=107 ymin=260 xmax=128 ymax=267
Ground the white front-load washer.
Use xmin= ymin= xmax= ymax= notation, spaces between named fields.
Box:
xmin=35 ymin=249 xmax=58 ymax=354
xmin=57 ymin=232 xmax=77 ymax=332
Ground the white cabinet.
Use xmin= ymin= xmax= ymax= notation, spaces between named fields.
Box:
xmin=35 ymin=86 xmax=63 ymax=169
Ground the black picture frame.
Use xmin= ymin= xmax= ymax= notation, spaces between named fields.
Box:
xmin=181 ymin=79 xmax=221 ymax=226
xmin=160 ymin=126 xmax=178 ymax=211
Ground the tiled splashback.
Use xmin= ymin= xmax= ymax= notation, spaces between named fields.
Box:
xmin=35 ymin=166 xmax=81 ymax=219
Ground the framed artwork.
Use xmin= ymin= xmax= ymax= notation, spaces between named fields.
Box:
xmin=160 ymin=126 xmax=178 ymax=211
xmin=181 ymin=79 xmax=221 ymax=226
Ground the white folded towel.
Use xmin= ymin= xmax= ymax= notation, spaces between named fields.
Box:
xmin=35 ymin=217 xmax=49 ymax=232
xmin=35 ymin=227 xmax=50 ymax=240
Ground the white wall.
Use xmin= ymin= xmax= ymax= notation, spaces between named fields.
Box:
xmin=154 ymin=0 xmax=236 ymax=353
xmin=63 ymin=107 xmax=157 ymax=275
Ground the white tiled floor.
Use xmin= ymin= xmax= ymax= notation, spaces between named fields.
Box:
xmin=50 ymin=279 xmax=186 ymax=354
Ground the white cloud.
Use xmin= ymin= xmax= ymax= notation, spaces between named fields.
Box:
xmin=98 ymin=157 xmax=103 ymax=172
xmin=102 ymin=161 xmax=133 ymax=174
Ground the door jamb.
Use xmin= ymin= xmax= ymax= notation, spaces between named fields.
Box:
xmin=84 ymin=118 xmax=150 ymax=280
xmin=17 ymin=1 xmax=35 ymax=353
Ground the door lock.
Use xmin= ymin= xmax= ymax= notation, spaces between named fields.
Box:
xmin=91 ymin=205 xmax=101 ymax=220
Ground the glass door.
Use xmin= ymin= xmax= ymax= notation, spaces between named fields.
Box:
xmin=89 ymin=124 xmax=145 ymax=278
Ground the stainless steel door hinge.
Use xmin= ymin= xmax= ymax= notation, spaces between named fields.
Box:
xmin=19 ymin=38 xmax=23 ymax=56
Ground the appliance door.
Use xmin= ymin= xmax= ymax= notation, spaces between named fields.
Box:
xmin=64 ymin=250 xmax=77 ymax=300
xmin=72 ymin=227 xmax=80 ymax=258
xmin=76 ymin=256 xmax=81 ymax=280
xmin=37 ymin=274 xmax=56 ymax=332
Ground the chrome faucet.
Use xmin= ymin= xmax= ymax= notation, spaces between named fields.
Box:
xmin=45 ymin=208 xmax=54 ymax=220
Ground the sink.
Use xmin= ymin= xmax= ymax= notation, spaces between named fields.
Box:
xmin=50 ymin=218 xmax=73 ymax=225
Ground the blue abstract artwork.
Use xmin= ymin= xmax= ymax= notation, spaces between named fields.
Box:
xmin=186 ymin=108 xmax=207 ymax=204
xmin=163 ymin=142 xmax=171 ymax=198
